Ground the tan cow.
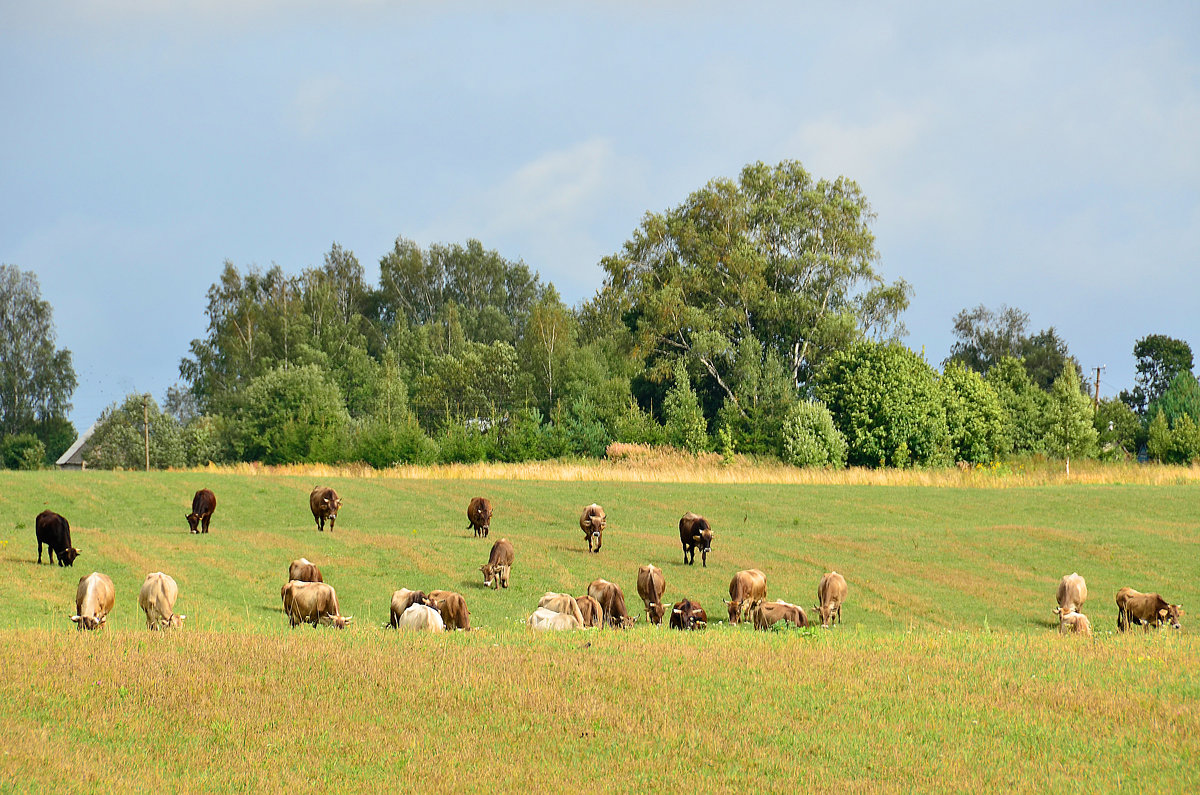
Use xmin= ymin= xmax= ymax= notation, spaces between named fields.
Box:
xmin=138 ymin=572 xmax=186 ymax=630
xmin=588 ymin=579 xmax=636 ymax=628
xmin=816 ymin=571 xmax=848 ymax=628
xmin=283 ymin=581 xmax=352 ymax=628
xmin=389 ymin=589 xmax=435 ymax=628
xmin=430 ymin=589 xmax=471 ymax=631
xmin=1055 ymin=573 xmax=1088 ymax=618
xmin=309 ymin=486 xmax=342 ymax=532
xmin=72 ymin=572 xmax=115 ymax=630
xmin=725 ymin=569 xmax=767 ymax=624
xmin=752 ymin=600 xmax=808 ymax=630
xmin=480 ymin=538 xmax=515 ymax=589
xmin=580 ymin=503 xmax=606 ymax=553
xmin=1119 ymin=589 xmax=1184 ymax=632
xmin=467 ymin=497 xmax=493 ymax=538
xmin=1058 ymin=610 xmax=1093 ymax=636
xmin=538 ymin=592 xmax=586 ymax=626
xmin=636 ymin=564 xmax=667 ymax=625
xmin=289 ymin=557 xmax=323 ymax=583
xmin=397 ymin=603 xmax=445 ymax=632
xmin=576 ymin=594 xmax=603 ymax=628
xmin=528 ymin=607 xmax=584 ymax=631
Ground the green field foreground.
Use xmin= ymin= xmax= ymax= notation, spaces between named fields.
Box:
xmin=1 ymin=470 xmax=1197 ymax=792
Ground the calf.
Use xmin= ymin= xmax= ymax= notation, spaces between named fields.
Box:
xmin=816 ymin=571 xmax=848 ymax=628
xmin=467 ymin=497 xmax=493 ymax=538
xmin=36 ymin=510 xmax=80 ymax=567
xmin=397 ymin=603 xmax=445 ymax=632
xmin=186 ymin=488 xmax=217 ymax=534
xmin=679 ymin=512 xmax=713 ymax=567
xmin=538 ymin=593 xmax=585 ymax=626
xmin=752 ymin=601 xmax=808 ymax=630
xmin=669 ymin=598 xmax=708 ymax=631
xmin=587 ymin=578 xmax=636 ymax=629
xmin=480 ymin=538 xmax=515 ymax=589
xmin=580 ymin=503 xmax=606 ymax=553
xmin=282 ymin=581 xmax=352 ymax=628
xmin=528 ymin=607 xmax=584 ymax=631
xmin=1058 ymin=610 xmax=1093 ymax=636
xmin=429 ymin=590 xmax=471 ymax=631
xmin=309 ymin=486 xmax=342 ymax=532
xmin=636 ymin=564 xmax=667 ymax=625
xmin=138 ymin=572 xmax=186 ymax=630
xmin=1120 ymin=589 xmax=1184 ymax=632
xmin=71 ymin=572 xmax=114 ymax=630
xmin=289 ymin=557 xmax=323 ymax=583
xmin=575 ymin=594 xmax=604 ymax=628
xmin=389 ymin=589 xmax=435 ymax=628
xmin=725 ymin=569 xmax=767 ymax=624
xmin=1056 ymin=572 xmax=1088 ymax=616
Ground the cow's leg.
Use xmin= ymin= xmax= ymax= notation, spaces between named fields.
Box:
xmin=38 ymin=542 xmax=44 ymax=564
xmin=701 ymin=549 xmax=707 ymax=568
xmin=329 ymin=517 xmax=335 ymax=533
xmin=202 ymin=515 xmax=210 ymax=533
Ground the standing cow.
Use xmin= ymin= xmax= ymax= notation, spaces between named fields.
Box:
xmin=725 ymin=569 xmax=767 ymax=624
xmin=36 ymin=510 xmax=80 ymax=567
xmin=679 ymin=512 xmax=713 ymax=567
xmin=580 ymin=504 xmax=606 ymax=553
xmin=282 ymin=581 xmax=352 ymax=628
xmin=430 ymin=590 xmax=471 ymax=631
xmin=1118 ymin=588 xmax=1184 ymax=632
xmin=138 ymin=572 xmax=186 ymax=630
xmin=467 ymin=497 xmax=493 ymax=538
xmin=480 ymin=538 xmax=515 ymax=589
xmin=636 ymin=564 xmax=667 ymax=625
xmin=669 ymin=598 xmax=708 ymax=631
xmin=186 ymin=488 xmax=217 ymax=534
xmin=309 ymin=487 xmax=342 ymax=532
xmin=289 ymin=558 xmax=323 ymax=583
xmin=816 ymin=571 xmax=848 ymax=628
xmin=71 ymin=572 xmax=115 ymax=630
xmin=1055 ymin=572 xmax=1088 ymax=618
xmin=587 ymin=578 xmax=636 ymax=628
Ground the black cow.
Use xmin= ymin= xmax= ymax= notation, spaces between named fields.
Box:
xmin=36 ymin=510 xmax=80 ymax=566
xmin=186 ymin=488 xmax=217 ymax=534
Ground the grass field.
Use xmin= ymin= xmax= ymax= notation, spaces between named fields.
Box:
xmin=1 ymin=469 xmax=1197 ymax=792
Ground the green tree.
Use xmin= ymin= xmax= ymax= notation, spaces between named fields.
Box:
xmin=1094 ymin=397 xmax=1141 ymax=459
xmin=946 ymin=304 xmax=1078 ymax=390
xmin=87 ymin=394 xmax=187 ymax=470
xmin=1043 ymin=361 xmax=1098 ymax=475
xmin=663 ymin=360 xmax=708 ymax=453
xmin=1147 ymin=371 xmax=1200 ymax=428
xmin=1119 ymin=334 xmax=1193 ymax=415
xmin=0 ymin=434 xmax=45 ymax=470
xmin=1146 ymin=411 xmax=1173 ymax=463
xmin=780 ymin=401 xmax=847 ymax=468
xmin=519 ymin=287 xmax=576 ymax=413
xmin=941 ymin=362 xmax=1008 ymax=463
xmin=985 ymin=356 xmax=1050 ymax=455
xmin=235 ymin=365 xmax=351 ymax=464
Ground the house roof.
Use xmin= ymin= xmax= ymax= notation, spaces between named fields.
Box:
xmin=55 ymin=423 xmax=96 ymax=466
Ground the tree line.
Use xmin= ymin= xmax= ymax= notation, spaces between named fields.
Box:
xmin=2 ymin=161 xmax=1197 ymax=470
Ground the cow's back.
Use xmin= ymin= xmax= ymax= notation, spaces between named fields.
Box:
xmin=539 ymin=594 xmax=584 ymax=625
xmin=430 ymin=590 xmax=470 ymax=630
xmin=399 ymin=604 xmax=444 ymax=632
xmin=289 ymin=558 xmax=323 ymax=583
xmin=488 ymin=538 xmax=515 ymax=567
xmin=1056 ymin=573 xmax=1087 ymax=612
xmin=576 ymin=595 xmax=603 ymax=627
xmin=192 ymin=489 xmax=217 ymax=515
xmin=76 ymin=572 xmax=115 ymax=617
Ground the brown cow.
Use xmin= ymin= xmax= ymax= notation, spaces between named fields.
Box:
xmin=587 ymin=578 xmax=636 ymax=628
xmin=816 ymin=571 xmax=848 ymax=628
xmin=71 ymin=572 xmax=115 ymax=630
xmin=1119 ymin=589 xmax=1184 ymax=632
xmin=282 ymin=581 xmax=352 ymax=628
xmin=679 ymin=512 xmax=713 ymax=567
xmin=186 ymin=488 xmax=217 ymax=534
xmin=389 ymin=589 xmax=435 ymax=628
xmin=36 ymin=510 xmax=79 ymax=567
xmin=467 ymin=497 xmax=493 ymax=538
xmin=752 ymin=600 xmax=808 ymax=630
xmin=1058 ymin=610 xmax=1093 ymax=636
xmin=289 ymin=557 xmax=323 ymax=583
xmin=538 ymin=592 xmax=585 ymax=626
xmin=669 ymin=598 xmax=708 ymax=631
xmin=430 ymin=589 xmax=471 ymax=631
xmin=309 ymin=487 xmax=342 ymax=532
xmin=576 ymin=594 xmax=604 ymax=628
xmin=580 ymin=504 xmax=606 ymax=553
xmin=725 ymin=569 xmax=767 ymax=624
xmin=138 ymin=572 xmax=186 ymax=630
xmin=636 ymin=564 xmax=667 ymax=625
xmin=480 ymin=538 xmax=515 ymax=589
xmin=1055 ymin=572 xmax=1088 ymax=617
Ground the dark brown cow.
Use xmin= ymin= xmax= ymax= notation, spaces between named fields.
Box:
xmin=679 ymin=512 xmax=713 ymax=567
xmin=186 ymin=488 xmax=217 ymax=534
xmin=669 ymin=598 xmax=708 ymax=631
xmin=309 ymin=487 xmax=341 ymax=532
xmin=288 ymin=557 xmax=323 ymax=583
xmin=389 ymin=589 xmax=435 ymax=628
xmin=587 ymin=578 xmax=636 ymax=628
xmin=580 ymin=503 xmax=606 ymax=553
xmin=636 ymin=564 xmax=667 ymax=625
xmin=35 ymin=510 xmax=79 ymax=566
xmin=816 ymin=571 xmax=848 ymax=628
xmin=1119 ymin=588 xmax=1183 ymax=632
xmin=576 ymin=594 xmax=603 ymax=628
xmin=752 ymin=600 xmax=808 ymax=630
xmin=467 ymin=497 xmax=493 ymax=538
xmin=430 ymin=589 xmax=471 ymax=631
xmin=480 ymin=538 xmax=515 ymax=589
xmin=725 ymin=569 xmax=767 ymax=624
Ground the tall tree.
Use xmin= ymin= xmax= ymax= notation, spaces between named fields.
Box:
xmin=1119 ymin=334 xmax=1194 ymax=415
xmin=1043 ymin=361 xmax=1098 ymax=475
xmin=946 ymin=304 xmax=1078 ymax=390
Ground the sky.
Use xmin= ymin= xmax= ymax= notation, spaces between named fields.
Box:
xmin=2 ymin=2 xmax=1197 ymax=429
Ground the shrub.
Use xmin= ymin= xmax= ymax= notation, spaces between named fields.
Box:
xmin=352 ymin=418 xmax=438 ymax=468
xmin=495 ymin=408 xmax=545 ymax=462
xmin=941 ymin=362 xmax=1008 ymax=464
xmin=1 ymin=434 xmax=45 ymax=470
xmin=779 ymin=401 xmax=847 ymax=468
xmin=236 ymin=365 xmax=352 ymax=464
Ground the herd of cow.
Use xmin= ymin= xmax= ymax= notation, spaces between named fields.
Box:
xmin=35 ymin=486 xmax=1185 ymax=636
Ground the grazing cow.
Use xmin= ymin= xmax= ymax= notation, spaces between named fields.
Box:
xmin=138 ymin=572 xmax=186 ymax=630
xmin=636 ymin=564 xmax=667 ymax=625
xmin=576 ymin=594 xmax=604 ymax=628
xmin=725 ymin=569 xmax=767 ymax=624
xmin=429 ymin=590 xmax=471 ymax=631
xmin=71 ymin=572 xmax=114 ymax=630
xmin=1119 ymin=589 xmax=1184 ymax=632
xmin=397 ymin=603 xmax=445 ymax=632
xmin=669 ymin=598 xmax=708 ymax=631
xmin=752 ymin=600 xmax=808 ymax=630
xmin=309 ymin=487 xmax=342 ymax=532
xmin=679 ymin=512 xmax=713 ymax=567
xmin=1115 ymin=586 xmax=1137 ymax=631
xmin=816 ymin=571 xmax=848 ymax=628
xmin=282 ymin=581 xmax=352 ymax=628
xmin=1058 ymin=610 xmax=1093 ymax=636
xmin=587 ymin=579 xmax=636 ymax=629
xmin=580 ymin=504 xmax=606 ymax=553
xmin=186 ymin=489 xmax=217 ymax=534
xmin=35 ymin=510 xmax=79 ymax=567
xmin=389 ymin=589 xmax=435 ymax=628
xmin=528 ymin=607 xmax=583 ymax=631
xmin=480 ymin=538 xmax=515 ymax=589
xmin=1055 ymin=572 xmax=1088 ymax=617
xmin=538 ymin=593 xmax=586 ymax=626
xmin=288 ymin=557 xmax=323 ymax=583
xmin=467 ymin=497 xmax=493 ymax=538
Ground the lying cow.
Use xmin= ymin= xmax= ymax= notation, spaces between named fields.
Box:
xmin=138 ymin=572 xmax=186 ymax=630
xmin=587 ymin=578 xmax=636 ymax=628
xmin=467 ymin=496 xmax=493 ymax=538
xmin=289 ymin=557 xmax=323 ymax=583
xmin=72 ymin=572 xmax=114 ymax=630
xmin=576 ymin=594 xmax=603 ymax=628
xmin=1118 ymin=588 xmax=1183 ymax=632
xmin=538 ymin=592 xmax=585 ymax=626
xmin=636 ymin=564 xmax=667 ymax=625
xmin=480 ymin=538 xmax=515 ymax=589
xmin=186 ymin=488 xmax=217 ymax=534
xmin=679 ymin=512 xmax=713 ymax=567
xmin=1056 ymin=572 xmax=1088 ymax=616
xmin=36 ymin=510 xmax=80 ymax=567
xmin=309 ymin=486 xmax=342 ymax=532
xmin=528 ymin=607 xmax=584 ymax=631
xmin=1058 ymin=610 xmax=1093 ymax=636
xmin=752 ymin=600 xmax=808 ymax=630
xmin=669 ymin=598 xmax=708 ymax=631
xmin=580 ymin=503 xmax=606 ymax=553
xmin=282 ymin=581 xmax=352 ymax=628
xmin=397 ymin=603 xmax=444 ymax=632
xmin=430 ymin=589 xmax=470 ymax=631
xmin=816 ymin=571 xmax=847 ymax=628
xmin=389 ymin=589 xmax=435 ymax=628
xmin=725 ymin=569 xmax=767 ymax=624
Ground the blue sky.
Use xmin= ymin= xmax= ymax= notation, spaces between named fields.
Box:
xmin=2 ymin=2 xmax=1197 ymax=428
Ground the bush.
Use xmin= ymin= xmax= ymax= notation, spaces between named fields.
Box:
xmin=87 ymin=394 xmax=187 ymax=469
xmin=663 ymin=360 xmax=709 ymax=454
xmin=353 ymin=418 xmax=438 ymax=468
xmin=235 ymin=366 xmax=353 ymax=464
xmin=495 ymin=408 xmax=545 ymax=462
xmin=610 ymin=400 xmax=666 ymax=446
xmin=1 ymin=434 xmax=46 ymax=470
xmin=779 ymin=402 xmax=846 ymax=468
xmin=436 ymin=421 xmax=489 ymax=464
xmin=941 ymin=362 xmax=1008 ymax=464
xmin=564 ymin=396 xmax=612 ymax=458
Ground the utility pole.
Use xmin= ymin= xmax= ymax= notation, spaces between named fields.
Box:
xmin=1092 ymin=365 xmax=1106 ymax=412
xmin=143 ymin=394 xmax=150 ymax=472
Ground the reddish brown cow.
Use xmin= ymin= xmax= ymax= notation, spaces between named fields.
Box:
xmin=186 ymin=489 xmax=217 ymax=534
xmin=480 ymin=538 xmax=515 ymax=589
xmin=576 ymin=594 xmax=603 ymax=627
xmin=467 ymin=497 xmax=493 ymax=538
xmin=669 ymin=598 xmax=708 ymax=631
xmin=580 ymin=504 xmax=606 ymax=553
xmin=679 ymin=512 xmax=713 ymax=567
xmin=636 ymin=564 xmax=667 ymax=625
xmin=430 ymin=590 xmax=471 ymax=631
xmin=288 ymin=557 xmax=323 ymax=583
xmin=587 ymin=578 xmax=636 ymax=628
xmin=309 ymin=487 xmax=342 ymax=532
xmin=725 ymin=569 xmax=767 ymax=624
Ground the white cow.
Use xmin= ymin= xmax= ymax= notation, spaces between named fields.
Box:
xmin=397 ymin=603 xmax=445 ymax=632
xmin=138 ymin=572 xmax=186 ymax=630
xmin=527 ymin=607 xmax=583 ymax=631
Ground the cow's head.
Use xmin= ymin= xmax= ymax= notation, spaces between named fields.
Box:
xmin=672 ymin=602 xmax=705 ymax=631
xmin=162 ymin=614 xmax=187 ymax=630
xmin=326 ymin=496 xmax=341 ymax=520
xmin=646 ymin=601 xmax=665 ymax=625
xmin=70 ymin=614 xmax=106 ymax=630
xmin=186 ymin=512 xmax=202 ymax=533
xmin=480 ymin=563 xmax=499 ymax=588
xmin=1161 ymin=604 xmax=1183 ymax=629
xmin=724 ymin=598 xmax=742 ymax=624
xmin=61 ymin=547 xmax=80 ymax=566
xmin=617 ymin=614 xmax=637 ymax=629
xmin=325 ymin=614 xmax=353 ymax=629
xmin=818 ymin=603 xmax=835 ymax=628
